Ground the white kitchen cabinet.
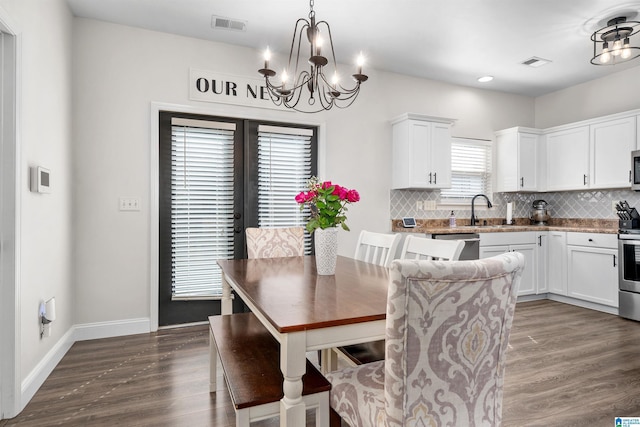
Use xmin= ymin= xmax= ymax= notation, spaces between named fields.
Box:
xmin=480 ymin=232 xmax=538 ymax=296
xmin=391 ymin=114 xmax=455 ymax=189
xmin=566 ymin=232 xmax=618 ymax=308
xmin=494 ymin=127 xmax=540 ymax=192
xmin=545 ymin=116 xmax=635 ymax=191
xmin=536 ymin=232 xmax=548 ymax=293
xmin=545 ymin=125 xmax=590 ymax=191
xmin=589 ymin=116 xmax=636 ymax=189
xmin=547 ymin=231 xmax=567 ymax=295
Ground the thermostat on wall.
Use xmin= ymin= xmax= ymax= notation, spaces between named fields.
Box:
xmin=30 ymin=166 xmax=51 ymax=193
xmin=402 ymin=217 xmax=417 ymax=228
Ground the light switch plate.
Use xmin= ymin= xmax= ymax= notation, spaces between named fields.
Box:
xmin=119 ymin=197 xmax=141 ymax=211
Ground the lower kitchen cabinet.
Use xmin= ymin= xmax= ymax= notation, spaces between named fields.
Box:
xmin=536 ymin=232 xmax=548 ymax=293
xmin=480 ymin=232 xmax=538 ymax=296
xmin=566 ymin=232 xmax=618 ymax=308
xmin=547 ymin=231 xmax=567 ymax=295
xmin=477 ymin=230 xmax=617 ymax=310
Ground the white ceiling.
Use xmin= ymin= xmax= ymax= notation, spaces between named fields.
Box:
xmin=66 ymin=0 xmax=640 ymax=97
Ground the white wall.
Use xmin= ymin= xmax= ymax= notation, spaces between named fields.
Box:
xmin=535 ymin=65 xmax=640 ymax=128
xmin=4 ymin=4 xmax=639 ymax=417
xmin=0 ymin=0 xmax=73 ymax=413
xmin=72 ymin=18 xmax=534 ymax=326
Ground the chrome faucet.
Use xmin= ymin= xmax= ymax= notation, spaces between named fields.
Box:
xmin=470 ymin=194 xmax=493 ymax=226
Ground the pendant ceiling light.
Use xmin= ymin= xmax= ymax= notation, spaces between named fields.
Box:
xmin=591 ymin=16 xmax=640 ymax=65
xmin=258 ymin=0 xmax=368 ymax=113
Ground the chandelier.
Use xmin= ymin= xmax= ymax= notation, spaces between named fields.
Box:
xmin=258 ymin=0 xmax=368 ymax=113
xmin=591 ymin=16 xmax=640 ymax=65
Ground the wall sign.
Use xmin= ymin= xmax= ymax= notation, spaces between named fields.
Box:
xmin=189 ymin=68 xmax=287 ymax=111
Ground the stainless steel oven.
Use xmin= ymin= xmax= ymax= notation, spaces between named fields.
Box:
xmin=618 ymin=231 xmax=640 ymax=320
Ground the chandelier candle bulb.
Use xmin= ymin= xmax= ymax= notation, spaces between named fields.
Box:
xmin=264 ymin=48 xmax=270 ymax=69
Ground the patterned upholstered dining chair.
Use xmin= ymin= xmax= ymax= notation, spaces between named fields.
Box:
xmin=326 ymin=252 xmax=525 ymax=427
xmin=245 ymin=226 xmax=304 ymax=259
xmin=335 ymin=235 xmax=467 ymax=367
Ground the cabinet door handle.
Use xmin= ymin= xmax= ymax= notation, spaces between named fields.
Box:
xmin=521 ymin=177 xmax=524 ymax=187
xmin=433 ymin=172 xmax=437 ymax=184
xmin=538 ymin=235 xmax=542 ymax=246
xmin=428 ymin=172 xmax=432 ymax=184
xmin=584 ymin=174 xmax=587 ymax=185
xmin=613 ymin=254 xmax=617 ymax=267
xmin=630 ymin=170 xmax=632 ymax=183
xmin=588 ymin=238 xmax=593 ymax=242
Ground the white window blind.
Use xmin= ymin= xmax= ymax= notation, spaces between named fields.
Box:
xmin=171 ymin=118 xmax=236 ymax=300
xmin=440 ymin=138 xmax=492 ymax=201
xmin=257 ymin=125 xmax=314 ymax=253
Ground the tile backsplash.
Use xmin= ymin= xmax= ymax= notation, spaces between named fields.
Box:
xmin=390 ymin=189 xmax=640 ymax=221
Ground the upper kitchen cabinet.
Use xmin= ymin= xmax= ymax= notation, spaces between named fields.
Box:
xmin=589 ymin=116 xmax=636 ymax=189
xmin=494 ymin=127 xmax=541 ymax=192
xmin=545 ymin=113 xmax=636 ymax=191
xmin=545 ymin=125 xmax=590 ymax=191
xmin=391 ymin=114 xmax=455 ymax=189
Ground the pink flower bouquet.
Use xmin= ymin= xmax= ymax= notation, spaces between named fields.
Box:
xmin=295 ymin=177 xmax=360 ymax=233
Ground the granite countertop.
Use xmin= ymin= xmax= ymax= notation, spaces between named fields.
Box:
xmin=391 ymin=218 xmax=619 ymax=234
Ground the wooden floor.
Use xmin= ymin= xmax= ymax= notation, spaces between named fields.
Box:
xmin=3 ymin=300 xmax=640 ymax=426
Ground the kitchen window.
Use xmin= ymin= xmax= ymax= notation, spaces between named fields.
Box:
xmin=440 ymin=137 xmax=492 ymax=204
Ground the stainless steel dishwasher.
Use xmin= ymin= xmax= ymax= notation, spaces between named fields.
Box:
xmin=432 ymin=233 xmax=480 ymax=260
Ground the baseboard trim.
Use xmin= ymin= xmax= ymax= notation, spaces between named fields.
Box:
xmin=20 ymin=327 xmax=75 ymax=412
xmin=19 ymin=318 xmax=151 ymax=413
xmin=547 ymin=294 xmax=618 ymax=316
xmin=73 ymin=318 xmax=151 ymax=342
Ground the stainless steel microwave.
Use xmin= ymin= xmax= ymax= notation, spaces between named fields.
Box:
xmin=633 ymin=150 xmax=640 ymax=191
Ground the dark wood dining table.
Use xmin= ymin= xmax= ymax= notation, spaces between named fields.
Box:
xmin=215 ymin=255 xmax=389 ymax=427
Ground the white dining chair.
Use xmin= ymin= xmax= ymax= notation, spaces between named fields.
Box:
xmin=335 ymin=235 xmax=466 ymax=368
xmin=400 ymin=234 xmax=465 ymax=260
xmin=353 ymin=230 xmax=401 ymax=267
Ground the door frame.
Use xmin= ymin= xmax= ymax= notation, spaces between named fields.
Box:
xmin=149 ymin=102 xmax=326 ymax=331
xmin=0 ymin=6 xmax=21 ymax=419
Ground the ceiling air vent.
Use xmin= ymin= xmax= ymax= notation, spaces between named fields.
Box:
xmin=521 ymin=57 xmax=551 ymax=68
xmin=211 ymin=15 xmax=247 ymax=32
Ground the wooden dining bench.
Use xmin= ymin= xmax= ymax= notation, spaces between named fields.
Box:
xmin=209 ymin=313 xmax=331 ymax=427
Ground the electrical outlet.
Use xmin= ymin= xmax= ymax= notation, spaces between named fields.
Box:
xmin=416 ymin=201 xmax=423 ymax=210
xmin=612 ymin=200 xmax=618 ymax=215
xmin=119 ymin=197 xmax=141 ymax=211
xmin=424 ymin=200 xmax=437 ymax=210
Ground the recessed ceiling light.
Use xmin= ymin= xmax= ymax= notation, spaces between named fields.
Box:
xmin=477 ymin=75 xmax=494 ymax=83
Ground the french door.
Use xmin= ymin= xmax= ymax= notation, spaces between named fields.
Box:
xmin=158 ymin=111 xmax=317 ymax=326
